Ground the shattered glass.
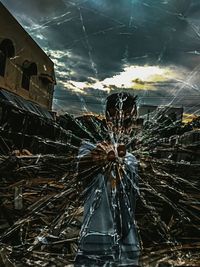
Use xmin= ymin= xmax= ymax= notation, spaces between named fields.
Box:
xmin=0 ymin=0 xmax=200 ymax=266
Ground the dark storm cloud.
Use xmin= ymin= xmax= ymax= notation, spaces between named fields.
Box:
xmin=53 ymin=86 xmax=106 ymax=115
xmin=1 ymin=0 xmax=200 ymax=114
xmin=2 ymin=0 xmax=199 ymax=80
xmin=1 ymin=0 xmax=66 ymax=18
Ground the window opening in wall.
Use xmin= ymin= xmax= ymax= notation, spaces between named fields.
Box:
xmin=0 ymin=50 xmax=6 ymax=77
xmin=0 ymin=105 xmax=3 ymax=123
xmin=21 ymin=61 xmax=37 ymax=90
xmin=0 ymin=39 xmax=15 ymax=77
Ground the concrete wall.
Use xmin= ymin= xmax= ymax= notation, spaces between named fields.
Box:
xmin=0 ymin=2 xmax=55 ymax=110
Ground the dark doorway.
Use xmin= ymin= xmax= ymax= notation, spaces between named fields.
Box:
xmin=0 ymin=39 xmax=15 ymax=77
xmin=21 ymin=61 xmax=37 ymax=90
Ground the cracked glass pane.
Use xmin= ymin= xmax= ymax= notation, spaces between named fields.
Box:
xmin=0 ymin=0 xmax=200 ymax=266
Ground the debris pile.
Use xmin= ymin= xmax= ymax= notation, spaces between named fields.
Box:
xmin=0 ymin=112 xmax=200 ymax=266
xmin=0 ymin=153 xmax=199 ymax=266
xmin=0 ymin=153 xmax=80 ymax=266
xmin=140 ymin=113 xmax=200 ymax=163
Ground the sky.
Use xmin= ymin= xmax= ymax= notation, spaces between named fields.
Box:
xmin=1 ymin=0 xmax=200 ymax=116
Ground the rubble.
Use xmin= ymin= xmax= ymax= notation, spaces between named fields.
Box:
xmin=0 ymin=112 xmax=200 ymax=266
xmin=0 ymin=153 xmax=80 ymax=266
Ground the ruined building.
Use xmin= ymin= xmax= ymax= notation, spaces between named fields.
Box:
xmin=0 ymin=2 xmax=56 ymax=110
xmin=0 ymin=3 xmax=64 ymax=154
